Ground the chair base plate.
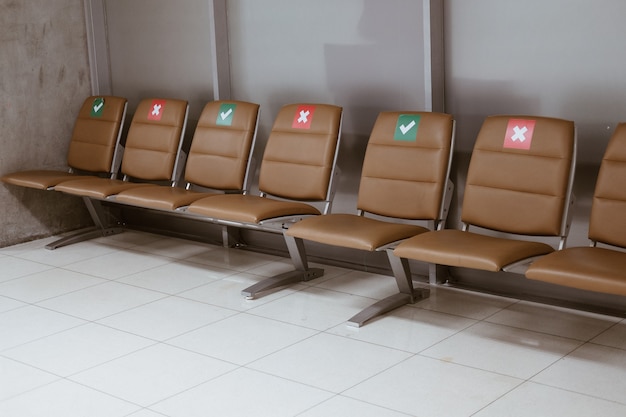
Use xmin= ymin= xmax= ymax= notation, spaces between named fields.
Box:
xmin=241 ymin=267 xmax=324 ymax=299
xmin=347 ymin=287 xmax=430 ymax=328
xmin=45 ymin=227 xmax=125 ymax=250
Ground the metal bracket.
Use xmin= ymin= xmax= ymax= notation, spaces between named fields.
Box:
xmin=240 ymin=233 xmax=325 ymax=299
xmin=347 ymin=250 xmax=430 ymax=327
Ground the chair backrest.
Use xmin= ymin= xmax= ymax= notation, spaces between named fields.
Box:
xmin=589 ymin=123 xmax=626 ymax=248
xmin=462 ymin=115 xmax=576 ymax=237
xmin=67 ymin=96 xmax=127 ymax=174
xmin=184 ymin=100 xmax=260 ymax=192
xmin=121 ymin=98 xmax=188 ymax=182
xmin=357 ymin=111 xmax=455 ymax=223
xmin=258 ymin=103 xmax=342 ymax=203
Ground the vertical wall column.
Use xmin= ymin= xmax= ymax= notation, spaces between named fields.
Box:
xmin=424 ymin=0 xmax=445 ymax=112
xmin=84 ymin=0 xmax=112 ymax=95
xmin=208 ymin=0 xmax=231 ymax=100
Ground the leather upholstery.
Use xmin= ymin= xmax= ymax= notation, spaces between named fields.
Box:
xmin=589 ymin=123 xmax=626 ymax=248
xmin=526 ymin=247 xmax=626 ymax=296
xmin=286 ymin=111 xmax=454 ymax=252
xmin=67 ymin=96 xmax=127 ymax=172
xmin=187 ymin=194 xmax=321 ymax=224
xmin=2 ymin=170 xmax=95 ymax=190
xmin=121 ymin=98 xmax=188 ymax=181
xmin=394 ymin=229 xmax=554 ymax=271
xmin=258 ymin=103 xmax=342 ymax=200
xmin=462 ymin=115 xmax=575 ymax=236
xmin=394 ymin=115 xmax=576 ymax=272
xmin=358 ymin=112 xmax=454 ymax=219
xmin=114 ymin=100 xmax=259 ymax=210
xmin=55 ymin=98 xmax=188 ymax=198
xmin=526 ymin=123 xmax=626 ymax=294
xmin=286 ymin=213 xmax=429 ymax=251
xmin=1 ymin=96 xmax=127 ymax=189
xmin=185 ymin=100 xmax=259 ymax=190
xmin=187 ymin=103 xmax=342 ymax=224
xmin=115 ymin=187 xmax=211 ymax=211
xmin=53 ymin=178 xmax=154 ymax=199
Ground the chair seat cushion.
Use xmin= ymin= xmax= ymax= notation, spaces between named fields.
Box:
xmin=1 ymin=170 xmax=95 ymax=190
xmin=286 ymin=213 xmax=428 ymax=251
xmin=526 ymin=246 xmax=626 ymax=296
xmin=394 ymin=229 xmax=555 ymax=272
xmin=54 ymin=178 xmax=152 ymax=199
xmin=186 ymin=194 xmax=320 ymax=224
xmin=115 ymin=186 xmax=214 ymax=211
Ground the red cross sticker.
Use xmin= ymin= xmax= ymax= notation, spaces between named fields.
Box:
xmin=292 ymin=105 xmax=316 ymax=129
xmin=147 ymin=99 xmax=167 ymax=121
xmin=504 ymin=119 xmax=536 ymax=150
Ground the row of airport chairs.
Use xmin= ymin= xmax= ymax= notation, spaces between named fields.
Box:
xmin=2 ymin=96 xmax=625 ymax=327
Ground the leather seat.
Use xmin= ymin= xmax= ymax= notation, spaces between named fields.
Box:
xmin=526 ymin=123 xmax=626 ymax=295
xmin=245 ymin=111 xmax=456 ymax=326
xmin=114 ymin=100 xmax=260 ymax=211
xmin=395 ymin=115 xmax=577 ymax=280
xmin=185 ymin=103 xmax=343 ymax=224
xmin=45 ymin=97 xmax=189 ymax=249
xmin=1 ymin=96 xmax=127 ymax=189
xmin=55 ymin=98 xmax=189 ymax=198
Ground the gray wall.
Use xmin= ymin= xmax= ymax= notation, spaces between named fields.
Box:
xmin=446 ymin=0 xmax=626 ymax=159
xmin=103 ymin=0 xmax=216 ymax=121
xmin=0 ymin=0 xmax=92 ymax=246
xmin=441 ymin=0 xmax=626 ymax=308
xmin=444 ymin=0 xmax=626 ymax=248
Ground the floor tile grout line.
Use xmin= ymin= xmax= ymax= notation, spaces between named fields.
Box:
xmin=293 ymin=392 xmax=418 ymax=417
xmin=0 ymin=264 xmax=57 ymax=286
xmin=3 ymin=232 xmax=626 ymax=416
xmin=59 ymin=375 xmax=147 ymax=411
xmin=0 ymin=369 xmax=65 ymax=405
xmin=469 ymin=319 xmax=593 ymax=345
xmin=522 ymin=339 xmax=587 ymax=384
xmin=468 ymin=379 xmax=528 ymax=417
xmin=525 ymin=379 xmax=626 ymax=408
xmin=1 ymin=243 xmax=125 ymax=269
xmin=330 ymin=351 xmax=515 ymax=417
xmin=586 ymin=339 xmax=626 ymax=354
xmin=157 ymin=309 xmax=305 ymax=346
xmin=0 ymin=310 xmax=88 ymax=354
xmin=62 ymin=340 xmax=164 ymax=381
xmin=0 ymin=336 xmax=161 ymax=383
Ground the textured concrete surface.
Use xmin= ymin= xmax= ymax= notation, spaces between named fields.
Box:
xmin=0 ymin=0 xmax=92 ymax=247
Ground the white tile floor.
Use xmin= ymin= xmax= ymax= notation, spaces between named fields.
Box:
xmin=1 ymin=231 xmax=626 ymax=416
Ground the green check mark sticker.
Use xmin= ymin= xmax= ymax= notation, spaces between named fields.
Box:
xmin=90 ymin=97 xmax=105 ymax=118
xmin=216 ymin=103 xmax=236 ymax=126
xmin=394 ymin=114 xmax=421 ymax=141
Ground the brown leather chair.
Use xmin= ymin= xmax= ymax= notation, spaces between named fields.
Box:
xmin=47 ymin=98 xmax=189 ymax=249
xmin=526 ymin=123 xmax=626 ymax=295
xmin=113 ymin=100 xmax=260 ymax=211
xmin=394 ymin=115 xmax=577 ymax=282
xmin=184 ymin=102 xmax=342 ymax=242
xmin=269 ymin=111 xmax=455 ymax=326
xmin=1 ymin=96 xmax=127 ymax=189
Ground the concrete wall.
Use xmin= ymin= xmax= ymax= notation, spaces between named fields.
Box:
xmin=0 ymin=0 xmax=92 ymax=247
